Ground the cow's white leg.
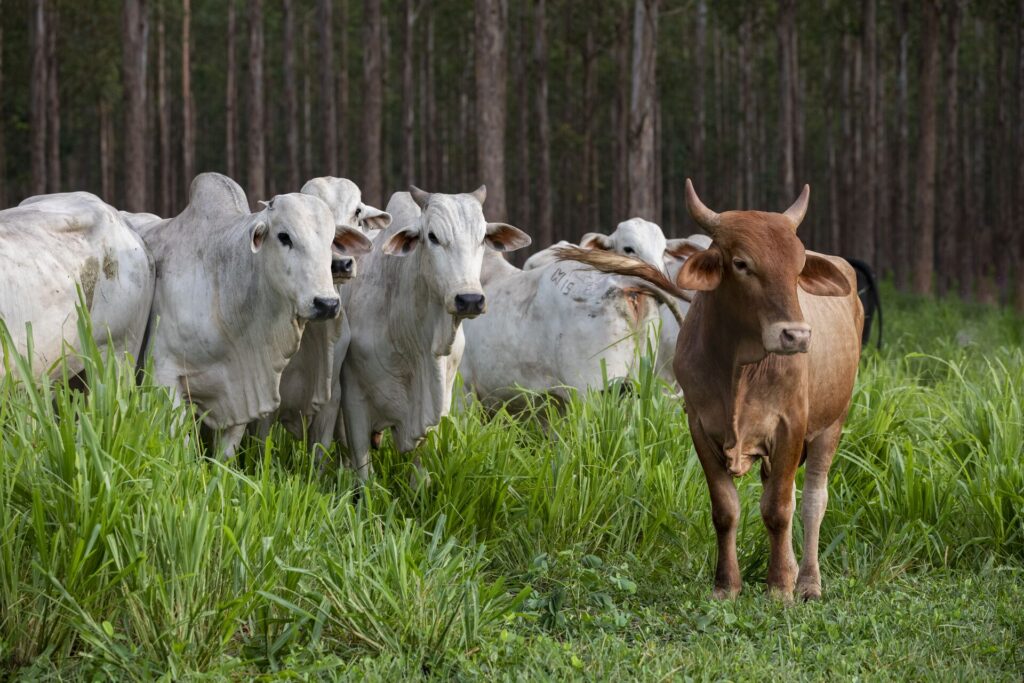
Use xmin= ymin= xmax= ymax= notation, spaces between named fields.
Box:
xmin=797 ymin=419 xmax=842 ymax=601
xmin=216 ymin=424 xmax=247 ymax=462
xmin=341 ymin=395 xmax=372 ymax=483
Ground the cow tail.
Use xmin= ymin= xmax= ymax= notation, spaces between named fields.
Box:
xmin=625 ymin=278 xmax=686 ymax=327
xmin=554 ymin=246 xmax=694 ymax=305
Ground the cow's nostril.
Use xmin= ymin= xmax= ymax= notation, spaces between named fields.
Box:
xmin=331 ymin=258 xmax=354 ymax=275
xmin=453 ymin=293 xmax=486 ymax=315
xmin=312 ymin=296 xmax=341 ymax=319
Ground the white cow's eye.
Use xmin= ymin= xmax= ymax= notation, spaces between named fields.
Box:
xmin=278 ymin=232 xmax=293 ymax=248
xmin=355 ymin=207 xmax=362 ymax=217
xmin=428 ymin=232 xmax=440 ymax=245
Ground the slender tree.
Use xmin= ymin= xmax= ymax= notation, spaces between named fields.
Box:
xmin=30 ymin=0 xmax=47 ymax=197
xmin=777 ymin=0 xmax=798 ymax=199
xmin=912 ymin=0 xmax=940 ymax=294
xmin=937 ymin=0 xmax=962 ymax=296
xmin=0 ymin=1 xmax=6 ymax=207
xmin=247 ymin=0 xmax=265 ymax=204
xmin=182 ymin=0 xmax=194 ymax=189
xmin=338 ymin=0 xmax=349 ymax=174
xmin=363 ymin=0 xmax=383 ymax=205
xmin=157 ymin=1 xmax=171 ymax=215
xmin=45 ymin=0 xmax=59 ymax=193
xmin=318 ymin=0 xmax=337 ymax=175
xmin=628 ymin=0 xmax=659 ymax=220
xmin=226 ymin=0 xmax=238 ymax=180
xmin=282 ymin=0 xmax=300 ymax=190
xmin=860 ymin=0 xmax=877 ymax=264
xmin=475 ymin=0 xmax=508 ymax=221
xmin=534 ymin=0 xmax=552 ymax=246
xmin=894 ymin=0 xmax=911 ymax=287
xmin=693 ymin=0 xmax=707 ymax=194
xmin=122 ymin=0 xmax=148 ymax=211
xmin=401 ymin=0 xmax=416 ymax=184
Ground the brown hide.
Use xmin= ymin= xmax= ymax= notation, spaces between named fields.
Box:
xmin=557 ymin=181 xmax=864 ymax=602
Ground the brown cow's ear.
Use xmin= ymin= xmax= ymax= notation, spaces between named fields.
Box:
xmin=382 ymin=226 xmax=421 ymax=256
xmin=334 ymin=225 xmax=374 ymax=255
xmin=675 ymin=248 xmax=723 ymax=290
xmin=580 ymin=232 xmax=612 ymax=251
xmin=485 ymin=222 xmax=532 ymax=252
xmin=799 ymin=253 xmax=852 ymax=297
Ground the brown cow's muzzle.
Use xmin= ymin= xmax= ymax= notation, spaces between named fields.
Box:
xmin=763 ymin=322 xmax=812 ymax=354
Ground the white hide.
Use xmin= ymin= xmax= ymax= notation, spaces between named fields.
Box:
xmin=0 ymin=192 xmax=154 ymax=378
xmin=254 ymin=177 xmax=381 ymax=442
xmin=138 ymin=173 xmax=339 ymax=456
xmin=462 ymin=252 xmax=664 ymax=406
xmin=333 ymin=188 xmax=530 ymax=479
xmin=527 ymin=221 xmax=711 ymax=384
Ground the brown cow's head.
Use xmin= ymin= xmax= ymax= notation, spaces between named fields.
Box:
xmin=678 ymin=179 xmax=850 ymax=360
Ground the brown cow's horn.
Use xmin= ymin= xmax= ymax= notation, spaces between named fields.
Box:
xmin=684 ymin=178 xmax=720 ymax=233
xmin=782 ymin=184 xmax=810 ymax=231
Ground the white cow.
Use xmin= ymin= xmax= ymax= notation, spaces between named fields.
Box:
xmin=333 ymin=185 xmax=530 ymax=480
xmin=461 ymin=250 xmax=683 ymax=407
xmin=0 ymin=192 xmax=154 ymax=379
xmin=251 ymin=177 xmax=381 ymax=444
xmin=138 ymin=173 xmax=341 ymax=458
xmin=525 ymin=220 xmax=710 ymax=383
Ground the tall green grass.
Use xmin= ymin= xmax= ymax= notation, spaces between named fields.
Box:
xmin=1 ymin=288 xmax=1021 ymax=678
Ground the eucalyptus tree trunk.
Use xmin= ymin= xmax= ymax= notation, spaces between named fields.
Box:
xmin=226 ymin=0 xmax=238 ymax=180
xmin=475 ymin=0 xmax=508 ymax=222
xmin=247 ymin=0 xmax=265 ymax=205
xmin=627 ymin=0 xmax=659 ymax=221
xmin=363 ymin=0 xmax=383 ymax=205
xmin=182 ymin=0 xmax=194 ymax=189
xmin=912 ymin=0 xmax=940 ymax=295
xmin=534 ymin=0 xmax=552 ymax=245
xmin=30 ymin=0 xmax=48 ymax=197
xmin=122 ymin=0 xmax=148 ymax=211
xmin=282 ymin=0 xmax=300 ymax=190
xmin=318 ymin=0 xmax=337 ymax=175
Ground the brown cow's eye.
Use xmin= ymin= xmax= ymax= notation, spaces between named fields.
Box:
xmin=733 ymin=258 xmax=748 ymax=272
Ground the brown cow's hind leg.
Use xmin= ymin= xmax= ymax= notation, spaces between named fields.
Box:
xmin=796 ymin=419 xmax=842 ymax=600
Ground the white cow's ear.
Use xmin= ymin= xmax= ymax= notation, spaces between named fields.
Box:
xmin=334 ymin=225 xmax=374 ymax=255
xmin=580 ymin=232 xmax=612 ymax=251
xmin=250 ymin=221 xmax=269 ymax=252
xmin=665 ymin=238 xmax=705 ymax=261
xmin=382 ymin=226 xmax=421 ymax=256
xmin=484 ymin=222 xmax=532 ymax=252
xmin=358 ymin=204 xmax=392 ymax=231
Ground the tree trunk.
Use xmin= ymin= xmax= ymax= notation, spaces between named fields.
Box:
xmin=693 ymin=0 xmax=706 ymax=194
xmin=0 ymin=5 xmax=6 ymax=207
xmin=318 ymin=0 xmax=337 ymax=175
xmin=627 ymin=0 xmax=659 ymax=220
xmin=532 ymin=0 xmax=552 ymax=244
xmin=100 ymin=99 xmax=115 ymax=202
xmin=282 ymin=0 xmax=300 ymax=190
xmin=912 ymin=0 xmax=940 ymax=295
xmin=247 ymin=0 xmax=265 ymax=205
xmin=302 ymin=13 xmax=313 ymax=180
xmin=401 ymin=0 xmax=416 ymax=184
xmin=422 ymin=9 xmax=436 ymax=187
xmin=937 ymin=0 xmax=962 ymax=297
xmin=580 ymin=18 xmax=599 ymax=231
xmin=1016 ymin=0 xmax=1024 ymax=312
xmin=511 ymin=2 xmax=530 ymax=233
xmin=45 ymin=1 xmax=59 ymax=193
xmin=363 ymin=0 xmax=383 ymax=204
xmin=123 ymin=0 xmax=148 ymax=212
xmin=895 ymin=0 xmax=911 ymax=289
xmin=475 ymin=0 xmax=508 ymax=221
xmin=613 ymin=5 xmax=630 ymax=224
xmin=157 ymin=2 xmax=171 ymax=215
xmin=226 ymin=0 xmax=238 ymax=180
xmin=182 ymin=0 xmax=194 ymax=189
xmin=30 ymin=0 xmax=47 ymax=197
xmin=861 ymin=0 xmax=877 ymax=265
xmin=973 ymin=18 xmax=996 ymax=304
xmin=337 ymin=0 xmax=350 ymax=174
xmin=777 ymin=0 xmax=797 ymax=199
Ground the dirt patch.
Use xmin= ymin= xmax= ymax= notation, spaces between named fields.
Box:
xmin=102 ymin=252 xmax=119 ymax=279
xmin=80 ymin=256 xmax=100 ymax=308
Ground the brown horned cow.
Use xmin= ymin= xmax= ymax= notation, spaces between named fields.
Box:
xmin=556 ymin=180 xmax=863 ymax=601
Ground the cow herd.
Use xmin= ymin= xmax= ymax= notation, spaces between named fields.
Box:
xmin=0 ymin=172 xmax=863 ymax=601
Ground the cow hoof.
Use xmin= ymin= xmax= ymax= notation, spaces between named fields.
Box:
xmin=797 ymin=580 xmax=822 ymax=601
xmin=711 ymin=586 xmax=740 ymax=601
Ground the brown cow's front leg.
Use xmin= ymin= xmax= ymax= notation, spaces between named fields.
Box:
xmin=691 ymin=419 xmax=742 ymax=599
xmin=760 ymin=427 xmax=803 ymax=601
xmin=796 ymin=418 xmax=843 ymax=600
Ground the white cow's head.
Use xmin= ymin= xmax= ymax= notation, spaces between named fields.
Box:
xmin=581 ymin=218 xmax=704 ymax=276
xmin=299 ymin=177 xmax=381 ymax=281
xmin=383 ymin=185 xmax=531 ymax=318
xmin=251 ymin=194 xmax=347 ymax=321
